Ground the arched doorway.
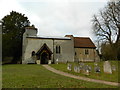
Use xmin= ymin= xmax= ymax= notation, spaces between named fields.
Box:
xmin=41 ymin=52 xmax=49 ymax=64
xmin=36 ymin=43 xmax=52 ymax=64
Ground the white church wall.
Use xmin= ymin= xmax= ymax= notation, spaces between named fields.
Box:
xmin=54 ymin=39 xmax=74 ymax=63
xmin=23 ymin=38 xmax=53 ymax=63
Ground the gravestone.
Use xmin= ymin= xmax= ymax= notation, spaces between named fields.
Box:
xmin=85 ymin=69 xmax=89 ymax=75
xmin=103 ymin=61 xmax=112 ymax=74
xmin=36 ymin=60 xmax=40 ymax=64
xmin=79 ymin=63 xmax=84 ymax=66
xmin=94 ymin=63 xmax=98 ymax=66
xmin=94 ymin=66 xmax=100 ymax=73
xmin=88 ymin=66 xmax=92 ymax=72
xmin=48 ymin=60 xmax=51 ymax=64
xmin=56 ymin=59 xmax=58 ymax=64
xmin=67 ymin=64 xmax=72 ymax=71
xmin=79 ymin=65 xmax=83 ymax=72
xmin=77 ymin=66 xmax=81 ymax=73
xmin=112 ymin=65 xmax=116 ymax=71
xmin=83 ymin=65 xmax=90 ymax=75
xmin=74 ymin=66 xmax=78 ymax=72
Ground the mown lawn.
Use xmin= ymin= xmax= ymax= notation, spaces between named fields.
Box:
xmin=2 ymin=64 xmax=117 ymax=88
xmin=50 ymin=61 xmax=119 ymax=83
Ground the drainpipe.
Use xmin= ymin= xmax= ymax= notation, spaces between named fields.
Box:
xmin=53 ymin=39 xmax=54 ymax=64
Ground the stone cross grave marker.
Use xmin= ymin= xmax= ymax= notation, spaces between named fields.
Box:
xmin=103 ymin=61 xmax=112 ymax=74
xmin=67 ymin=64 xmax=72 ymax=71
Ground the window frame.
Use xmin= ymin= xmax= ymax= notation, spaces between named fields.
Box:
xmin=85 ymin=49 xmax=89 ymax=55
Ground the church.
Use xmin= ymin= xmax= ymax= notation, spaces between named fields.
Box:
xmin=22 ymin=26 xmax=100 ymax=64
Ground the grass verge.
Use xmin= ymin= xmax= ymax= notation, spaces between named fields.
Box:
xmin=2 ymin=64 xmax=118 ymax=88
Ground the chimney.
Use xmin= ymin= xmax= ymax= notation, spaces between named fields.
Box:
xmin=25 ymin=26 xmax=37 ymax=36
xmin=65 ymin=35 xmax=73 ymax=37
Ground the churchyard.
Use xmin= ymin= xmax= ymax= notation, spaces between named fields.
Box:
xmin=50 ymin=60 xmax=119 ymax=82
xmin=2 ymin=64 xmax=118 ymax=88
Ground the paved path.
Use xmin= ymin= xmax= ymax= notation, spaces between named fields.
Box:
xmin=43 ymin=65 xmax=119 ymax=86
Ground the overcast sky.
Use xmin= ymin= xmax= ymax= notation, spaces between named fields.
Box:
xmin=0 ymin=0 xmax=109 ymax=42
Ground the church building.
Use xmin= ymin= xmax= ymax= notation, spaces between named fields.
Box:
xmin=22 ymin=26 xmax=100 ymax=64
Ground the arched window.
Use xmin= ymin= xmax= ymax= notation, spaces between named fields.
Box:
xmin=56 ymin=46 xmax=58 ymax=53
xmin=59 ymin=46 xmax=60 ymax=53
xmin=75 ymin=52 xmax=77 ymax=56
xmin=56 ymin=45 xmax=61 ymax=54
xmin=85 ymin=49 xmax=89 ymax=55
xmin=32 ymin=51 xmax=35 ymax=56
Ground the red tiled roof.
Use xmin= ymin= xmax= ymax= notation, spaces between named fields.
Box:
xmin=74 ymin=37 xmax=96 ymax=48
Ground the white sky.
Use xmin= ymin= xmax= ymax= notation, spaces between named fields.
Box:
xmin=0 ymin=0 xmax=109 ymax=42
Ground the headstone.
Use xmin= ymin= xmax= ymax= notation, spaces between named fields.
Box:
xmin=79 ymin=63 xmax=84 ymax=66
xmin=94 ymin=66 xmax=100 ymax=73
xmin=112 ymin=65 xmax=116 ymax=71
xmin=79 ymin=65 xmax=83 ymax=72
xmin=36 ymin=60 xmax=40 ymax=64
xmin=77 ymin=66 xmax=81 ymax=73
xmin=67 ymin=64 xmax=72 ymax=71
xmin=74 ymin=66 xmax=78 ymax=72
xmin=83 ymin=65 xmax=90 ymax=75
xmin=88 ymin=66 xmax=92 ymax=72
xmin=48 ymin=60 xmax=51 ymax=64
xmin=86 ymin=69 xmax=89 ymax=75
xmin=94 ymin=63 xmax=98 ymax=66
xmin=56 ymin=59 xmax=58 ymax=64
xmin=103 ymin=61 xmax=112 ymax=74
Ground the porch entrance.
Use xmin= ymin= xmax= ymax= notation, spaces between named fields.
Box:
xmin=36 ymin=43 xmax=52 ymax=64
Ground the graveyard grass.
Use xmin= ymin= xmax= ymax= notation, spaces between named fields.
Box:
xmin=50 ymin=61 xmax=119 ymax=83
xmin=2 ymin=64 xmax=117 ymax=88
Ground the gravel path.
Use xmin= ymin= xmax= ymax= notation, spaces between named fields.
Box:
xmin=43 ymin=65 xmax=119 ymax=87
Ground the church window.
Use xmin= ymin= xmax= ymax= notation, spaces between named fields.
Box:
xmin=75 ymin=52 xmax=77 ymax=56
xmin=56 ymin=45 xmax=61 ymax=54
xmin=85 ymin=49 xmax=89 ymax=55
xmin=59 ymin=46 xmax=61 ymax=53
xmin=32 ymin=51 xmax=35 ymax=56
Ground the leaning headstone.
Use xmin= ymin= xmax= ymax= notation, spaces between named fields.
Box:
xmin=112 ymin=65 xmax=116 ymax=71
xmin=67 ymin=64 xmax=72 ymax=71
xmin=103 ymin=61 xmax=112 ymax=74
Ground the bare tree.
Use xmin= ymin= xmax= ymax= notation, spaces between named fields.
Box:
xmin=92 ymin=0 xmax=120 ymax=44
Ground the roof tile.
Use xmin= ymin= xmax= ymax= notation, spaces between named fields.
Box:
xmin=74 ymin=37 xmax=96 ymax=48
